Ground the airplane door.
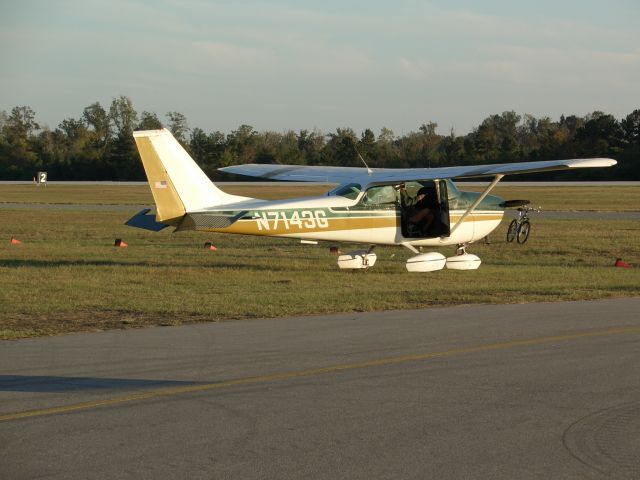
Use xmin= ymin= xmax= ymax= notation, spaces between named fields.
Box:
xmin=436 ymin=180 xmax=451 ymax=236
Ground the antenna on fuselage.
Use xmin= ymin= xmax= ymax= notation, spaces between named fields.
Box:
xmin=354 ymin=146 xmax=373 ymax=176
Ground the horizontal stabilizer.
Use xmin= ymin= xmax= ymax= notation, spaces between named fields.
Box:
xmin=175 ymin=211 xmax=247 ymax=231
xmin=125 ymin=209 xmax=170 ymax=232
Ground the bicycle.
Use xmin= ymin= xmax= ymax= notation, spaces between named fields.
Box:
xmin=506 ymin=206 xmax=540 ymax=244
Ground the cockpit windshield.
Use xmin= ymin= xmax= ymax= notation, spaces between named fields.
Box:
xmin=328 ymin=183 xmax=362 ymax=199
xmin=445 ymin=178 xmax=461 ymax=199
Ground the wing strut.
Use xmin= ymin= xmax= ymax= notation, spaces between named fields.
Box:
xmin=401 ymin=242 xmax=420 ymax=254
xmin=448 ymin=175 xmax=504 ymax=236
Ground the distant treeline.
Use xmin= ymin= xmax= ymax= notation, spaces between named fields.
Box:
xmin=1 ymin=95 xmax=638 ymax=181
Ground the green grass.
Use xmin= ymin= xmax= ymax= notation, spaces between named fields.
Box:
xmin=1 ymin=185 xmax=639 ymax=339
xmin=0 ymin=184 xmax=332 ymax=204
xmin=0 ymin=184 xmax=154 ymax=205
xmin=463 ymin=185 xmax=640 ymax=211
xmin=1 ymin=183 xmax=639 ymax=210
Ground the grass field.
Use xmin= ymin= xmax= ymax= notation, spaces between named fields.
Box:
xmin=2 ymin=183 xmax=640 ymax=210
xmin=1 ymin=184 xmax=639 ymax=339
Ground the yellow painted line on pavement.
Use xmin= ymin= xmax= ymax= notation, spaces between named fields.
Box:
xmin=2 ymin=325 xmax=640 ymax=423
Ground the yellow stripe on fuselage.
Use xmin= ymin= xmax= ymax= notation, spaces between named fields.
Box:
xmin=212 ymin=215 xmax=397 ymax=236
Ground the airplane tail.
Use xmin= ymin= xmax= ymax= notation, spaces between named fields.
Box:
xmin=133 ymin=129 xmax=250 ymax=225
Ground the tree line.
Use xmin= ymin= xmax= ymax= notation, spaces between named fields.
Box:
xmin=1 ymin=95 xmax=638 ymax=181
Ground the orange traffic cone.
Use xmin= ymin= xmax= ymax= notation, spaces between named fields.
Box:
xmin=10 ymin=236 xmax=22 ymax=245
xmin=614 ymin=258 xmax=631 ymax=268
xmin=114 ymin=238 xmax=128 ymax=248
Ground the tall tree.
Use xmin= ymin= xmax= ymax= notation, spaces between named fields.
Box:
xmin=297 ymin=129 xmax=325 ymax=165
xmin=276 ymin=130 xmax=305 ymax=165
xmin=188 ymin=128 xmax=226 ymax=177
xmin=108 ymin=96 xmax=140 ymax=180
xmin=376 ymin=127 xmax=401 ymax=167
xmin=166 ymin=111 xmax=189 ymax=144
xmin=621 ymin=109 xmax=640 ymax=146
xmin=225 ymin=125 xmax=257 ymax=165
xmin=138 ymin=111 xmax=163 ymax=130
xmin=83 ymin=102 xmax=110 ymax=143
xmin=418 ymin=122 xmax=441 ymax=167
xmin=439 ymin=128 xmax=465 ymax=165
xmin=0 ymin=110 xmax=8 ymax=133
xmin=5 ymin=106 xmax=39 ymax=138
xmin=54 ymin=117 xmax=101 ymax=179
xmin=325 ymin=128 xmax=358 ymax=166
xmin=576 ymin=111 xmax=623 ymax=155
xmin=0 ymin=106 xmax=40 ymax=178
xmin=255 ymin=130 xmax=281 ymax=164
xmin=359 ymin=128 xmax=377 ymax=164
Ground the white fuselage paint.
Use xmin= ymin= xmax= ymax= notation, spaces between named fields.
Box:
xmin=276 ymin=211 xmax=503 ymax=246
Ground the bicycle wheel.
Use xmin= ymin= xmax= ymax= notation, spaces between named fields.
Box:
xmin=506 ymin=219 xmax=518 ymax=242
xmin=516 ymin=220 xmax=530 ymax=244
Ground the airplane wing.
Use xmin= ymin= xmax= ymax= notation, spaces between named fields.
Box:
xmin=219 ymin=158 xmax=616 ymax=184
xmin=218 ymin=164 xmax=367 ymax=183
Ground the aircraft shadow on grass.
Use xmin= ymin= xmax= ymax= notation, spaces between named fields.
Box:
xmin=0 ymin=375 xmax=202 ymax=393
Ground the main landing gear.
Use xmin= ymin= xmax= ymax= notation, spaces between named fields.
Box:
xmin=337 ymin=246 xmax=377 ymax=270
xmin=335 ymin=244 xmax=481 ymax=272
xmin=405 ymin=243 xmax=481 ymax=272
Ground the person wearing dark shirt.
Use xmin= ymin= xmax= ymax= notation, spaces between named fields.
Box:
xmin=399 ymin=184 xmax=435 ymax=235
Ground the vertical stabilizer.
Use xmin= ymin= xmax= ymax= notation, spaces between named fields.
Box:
xmin=133 ymin=129 xmax=250 ymax=223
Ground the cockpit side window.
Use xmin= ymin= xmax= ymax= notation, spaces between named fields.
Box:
xmin=445 ymin=179 xmax=466 ymax=210
xmin=446 ymin=179 xmax=461 ymax=200
xmin=361 ymin=185 xmax=398 ymax=206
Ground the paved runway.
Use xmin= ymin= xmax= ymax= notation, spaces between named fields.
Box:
xmin=1 ymin=298 xmax=640 ymax=479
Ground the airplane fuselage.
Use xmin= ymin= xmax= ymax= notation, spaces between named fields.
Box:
xmin=177 ymin=189 xmax=504 ymax=248
xmin=130 ymin=129 xmax=616 ymax=271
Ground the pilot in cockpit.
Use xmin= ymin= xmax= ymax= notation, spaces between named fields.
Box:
xmin=398 ymin=184 xmax=435 ymax=235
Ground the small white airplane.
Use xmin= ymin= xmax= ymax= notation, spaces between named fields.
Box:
xmin=128 ymin=128 xmax=616 ymax=272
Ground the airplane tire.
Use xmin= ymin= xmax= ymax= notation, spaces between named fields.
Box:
xmin=506 ymin=220 xmax=518 ymax=242
xmin=517 ymin=220 xmax=531 ymax=244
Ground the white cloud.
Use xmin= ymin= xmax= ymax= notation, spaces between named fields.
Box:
xmin=398 ymin=58 xmax=433 ymax=79
xmin=475 ymin=45 xmax=640 ymax=89
xmin=2 ymin=0 xmax=639 ymax=134
xmin=190 ymin=41 xmax=275 ymax=70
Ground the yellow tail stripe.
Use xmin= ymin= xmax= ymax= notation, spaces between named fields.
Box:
xmin=134 ymin=136 xmax=185 ymax=223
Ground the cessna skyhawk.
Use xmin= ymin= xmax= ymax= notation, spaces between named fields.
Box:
xmin=127 ymin=129 xmax=616 ymax=272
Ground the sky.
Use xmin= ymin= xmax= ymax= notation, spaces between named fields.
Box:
xmin=1 ymin=0 xmax=639 ymax=136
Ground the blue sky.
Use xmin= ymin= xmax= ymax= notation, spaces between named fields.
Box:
xmin=1 ymin=0 xmax=638 ymax=135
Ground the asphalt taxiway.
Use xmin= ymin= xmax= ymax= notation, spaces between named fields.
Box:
xmin=1 ymin=298 xmax=640 ymax=479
